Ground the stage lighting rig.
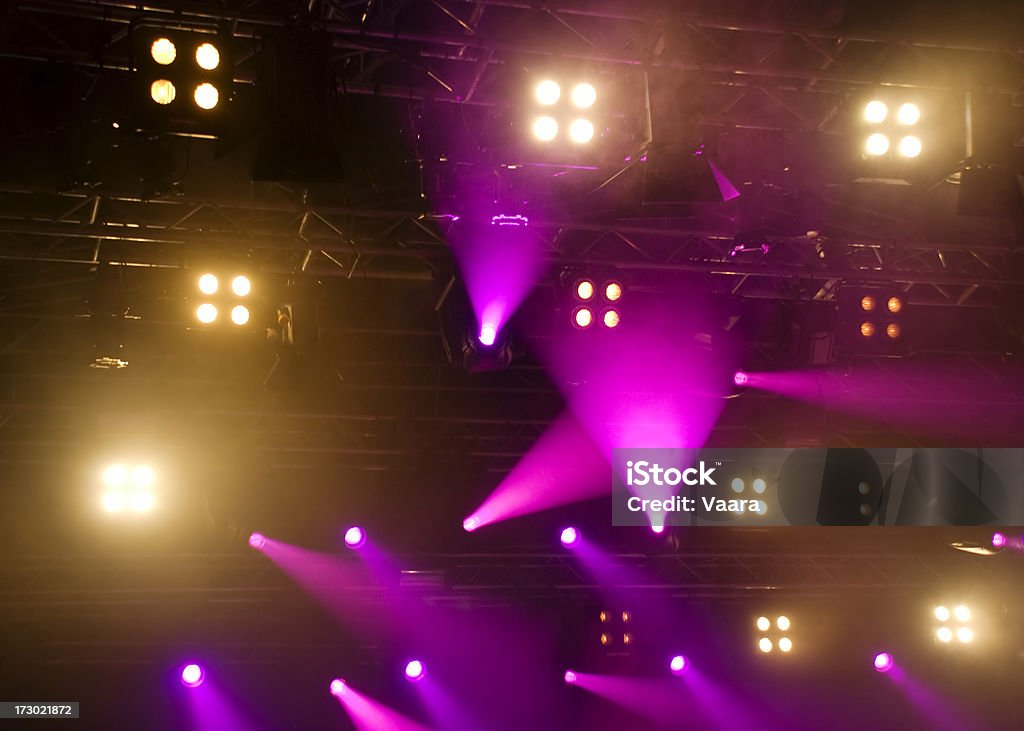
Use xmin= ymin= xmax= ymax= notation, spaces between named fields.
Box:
xmin=190 ymin=271 xmax=255 ymax=329
xmin=100 ymin=463 xmax=157 ymax=515
xmin=530 ymin=78 xmax=600 ymax=146
xmin=567 ymin=272 xmax=623 ymax=332
xmin=755 ymin=614 xmax=794 ymax=655
xmin=130 ymin=25 xmax=232 ymax=136
xmin=840 ymin=287 xmax=908 ymax=356
xmin=933 ymin=604 xmax=975 ymax=646
xmin=597 ymin=607 xmax=635 ymax=653
xmin=853 ymin=93 xmax=936 ymax=185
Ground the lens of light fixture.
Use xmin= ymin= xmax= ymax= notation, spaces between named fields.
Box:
xmin=936 ymin=626 xmax=953 ymax=643
xmin=462 ymin=515 xmax=481 ymax=532
xmin=571 ymin=83 xmax=597 ymax=109
xmin=752 ymin=478 xmax=767 ymax=493
xmin=731 ymin=478 xmax=745 ymax=493
xmin=860 ymin=321 xmax=875 ymax=338
xmin=669 ymin=655 xmax=688 ymax=675
xmin=861 ymin=295 xmax=876 ymax=312
xmin=479 ymin=324 xmax=497 ymax=347
xmin=569 ymin=118 xmax=595 ymax=144
xmin=130 ymin=491 xmax=155 ymax=513
xmin=102 ymin=491 xmax=126 ymax=513
xmin=776 ymin=616 xmax=791 ymax=631
xmin=150 ymin=79 xmax=176 ymax=105
xmin=898 ymin=136 xmax=922 ymax=158
xmin=198 ymin=273 xmax=218 ymax=295
xmin=756 ymin=616 xmax=770 ymax=632
xmin=574 ymin=307 xmax=593 ymax=329
xmin=873 ymin=652 xmax=894 ymax=673
xmin=575 ymin=280 xmax=595 ymax=300
xmin=934 ymin=606 xmax=951 ymax=622
xmin=602 ymin=309 xmax=620 ymax=329
xmin=604 ymin=282 xmax=622 ymax=301
xmin=195 ymin=42 xmax=220 ymax=70
xmin=600 ymin=632 xmax=611 ymax=646
xmin=532 ymin=116 xmax=558 ymax=142
xmin=886 ymin=322 xmax=901 ymax=339
xmin=599 ymin=610 xmax=608 ymax=623
xmin=778 ymin=637 xmax=793 ymax=653
xmin=248 ymin=532 xmax=266 ymax=549
xmin=196 ymin=303 xmax=218 ymax=324
xmin=887 ymin=296 xmax=903 ymax=313
xmin=535 ymin=80 xmax=561 ymax=106
xmin=330 ymin=679 xmax=347 ymax=697
xmin=131 ymin=465 xmax=155 ymax=487
xmin=103 ymin=464 xmax=128 ymax=487
xmin=953 ymin=605 xmax=970 ymax=622
xmin=181 ymin=664 xmax=204 ymax=688
xmin=151 ymin=38 xmax=176 ymax=65
xmin=864 ymin=100 xmax=887 ymax=123
xmin=621 ymin=611 xmax=631 ymax=623
xmin=897 ymin=103 xmax=920 ymax=125
xmin=404 ymin=660 xmax=426 ymax=682
xmin=230 ymin=305 xmax=250 ymax=326
xmin=564 ymin=670 xmax=577 ymax=684
xmin=758 ymin=637 xmax=773 ymax=653
xmin=194 ymin=83 xmax=219 ymax=110
xmin=231 ymin=275 xmax=251 ymax=297
xmin=622 ymin=633 xmax=633 ymax=645
xmin=865 ymin=133 xmax=890 ymax=156
xmin=956 ymin=627 xmax=973 ymax=643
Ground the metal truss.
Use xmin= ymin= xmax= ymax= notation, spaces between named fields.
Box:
xmin=0 ymin=186 xmax=1018 ymax=307
xmin=0 ymin=549 xmax=1016 ymax=607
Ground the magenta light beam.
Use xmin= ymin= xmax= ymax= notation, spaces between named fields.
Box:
xmin=332 ymin=682 xmax=434 ymax=731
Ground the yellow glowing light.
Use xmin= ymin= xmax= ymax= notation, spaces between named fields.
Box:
xmin=574 ymin=307 xmax=593 ymax=328
xmin=602 ymin=309 xmax=620 ymax=329
xmin=198 ymin=273 xmax=218 ymax=295
xmin=150 ymin=79 xmax=176 ymax=105
xmin=861 ymin=295 xmax=876 ymax=312
xmin=776 ymin=616 xmax=791 ymax=631
xmin=571 ymin=83 xmax=597 ymax=109
xmin=194 ymin=83 xmax=219 ymax=110
xmin=605 ymin=282 xmax=622 ymax=302
xmin=102 ymin=491 xmax=126 ymax=513
xmin=196 ymin=303 xmax=218 ymax=324
xmin=886 ymin=322 xmax=901 ymax=339
xmin=864 ymin=100 xmax=887 ymax=124
xmin=131 ymin=465 xmax=155 ymax=487
xmin=576 ymin=280 xmax=595 ymax=301
xmin=568 ymin=118 xmax=595 ymax=144
xmin=230 ymin=305 xmax=250 ymax=326
xmin=758 ymin=638 xmax=773 ymax=653
xmin=865 ymin=133 xmax=890 ymax=156
xmin=535 ymin=80 xmax=561 ymax=106
xmin=532 ymin=116 xmax=558 ymax=142
xmin=860 ymin=321 xmax=876 ymax=338
xmin=231 ymin=275 xmax=251 ymax=297
xmin=887 ymin=296 xmax=903 ymax=314
xmin=195 ymin=42 xmax=220 ymax=71
xmin=897 ymin=103 xmax=920 ymax=125
xmin=934 ymin=606 xmax=950 ymax=622
xmin=151 ymin=38 xmax=176 ymax=65
xmin=756 ymin=616 xmax=771 ymax=632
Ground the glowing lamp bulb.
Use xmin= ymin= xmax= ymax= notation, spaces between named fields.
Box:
xmin=404 ymin=660 xmax=425 ymax=682
xmin=463 ymin=515 xmax=481 ymax=532
xmin=669 ymin=655 xmax=688 ymax=675
xmin=733 ymin=371 xmax=749 ymax=386
xmin=564 ymin=670 xmax=577 ymax=684
xmin=532 ymin=116 xmax=558 ymax=142
xmin=198 ymin=273 xmax=218 ymax=295
xmin=479 ymin=323 xmax=497 ymax=346
xmin=195 ymin=43 xmax=220 ymax=71
xmin=151 ymin=38 xmax=176 ymax=65
xmin=129 ymin=491 xmax=155 ymax=513
xmin=230 ymin=305 xmax=250 ymax=326
xmin=560 ymin=527 xmax=580 ymax=547
xmin=194 ymin=83 xmax=219 ymax=110
xmin=535 ymin=80 xmax=560 ymax=106
xmin=873 ymin=652 xmax=894 ymax=673
xmin=602 ymin=309 xmax=620 ymax=329
xmin=196 ymin=303 xmax=218 ymax=324
xmin=330 ymin=679 xmax=347 ymax=697
xmin=231 ymin=275 xmax=251 ymax=297
xmin=343 ymin=526 xmax=366 ymax=549
xmin=604 ymin=282 xmax=622 ymax=301
xmin=568 ymin=118 xmax=595 ymax=144
xmin=248 ymin=532 xmax=266 ymax=549
xmin=898 ymin=136 xmax=922 ymax=158
xmin=101 ymin=492 xmax=126 ymax=513
xmin=992 ymin=532 xmax=1007 ymax=548
xmin=756 ymin=616 xmax=771 ymax=632
xmin=181 ymin=664 xmax=204 ymax=688
xmin=571 ymin=83 xmax=597 ymax=109
xmin=864 ymin=100 xmax=887 ymax=123
xmin=897 ymin=103 xmax=920 ymax=125
xmin=575 ymin=280 xmax=595 ymax=300
xmin=150 ymin=79 xmax=176 ymax=105
xmin=865 ymin=133 xmax=889 ymax=156
xmin=574 ymin=307 xmax=593 ymax=329
xmin=650 ymin=523 xmax=665 ymax=534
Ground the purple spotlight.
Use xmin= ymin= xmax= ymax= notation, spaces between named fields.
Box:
xmin=873 ymin=652 xmax=894 ymax=673
xmin=992 ymin=532 xmax=1007 ymax=548
xmin=669 ymin=655 xmax=688 ymax=675
xmin=329 ymin=678 xmax=348 ymax=697
xmin=181 ymin=663 xmax=204 ymax=688
xmin=343 ymin=526 xmax=366 ymax=549
xmin=560 ymin=526 xmax=580 ymax=547
xmin=463 ymin=515 xmax=481 ymax=532
xmin=248 ymin=532 xmax=266 ymax=549
xmin=563 ymin=670 xmax=578 ymax=685
xmin=479 ymin=323 xmax=498 ymax=347
xmin=733 ymin=371 xmax=749 ymax=387
xmin=404 ymin=660 xmax=426 ymax=682
xmin=651 ymin=524 xmax=665 ymax=535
